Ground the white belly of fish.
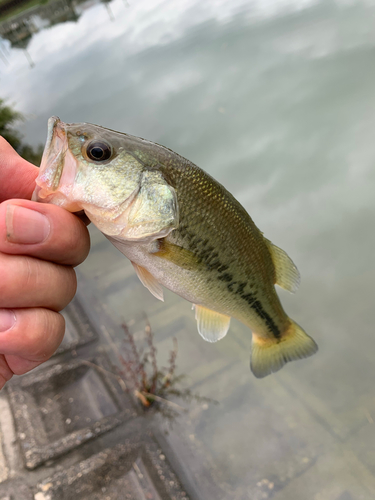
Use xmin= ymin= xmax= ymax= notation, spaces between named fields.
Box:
xmin=106 ymin=235 xmax=205 ymax=305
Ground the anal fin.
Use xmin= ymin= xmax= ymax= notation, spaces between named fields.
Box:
xmin=194 ymin=305 xmax=231 ymax=343
xmin=132 ymin=262 xmax=164 ymax=301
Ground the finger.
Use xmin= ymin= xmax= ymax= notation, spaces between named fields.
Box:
xmin=0 ymin=253 xmax=77 ymax=311
xmin=0 ymin=199 xmax=90 ymax=266
xmin=0 ymin=137 xmax=39 ymax=202
xmin=0 ymin=356 xmax=13 ymax=389
xmin=0 ymin=308 xmax=65 ymax=377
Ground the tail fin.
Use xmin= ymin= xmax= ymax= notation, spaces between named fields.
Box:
xmin=250 ymin=320 xmax=318 ymax=378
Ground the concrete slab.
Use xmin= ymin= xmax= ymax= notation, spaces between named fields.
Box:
xmin=155 ymin=358 xmax=336 ymax=500
xmin=0 ymin=393 xmax=19 ymax=479
xmin=271 ymin=443 xmax=375 ymax=500
xmin=0 ymin=426 xmax=8 ymax=484
xmin=56 ymin=299 xmax=98 ymax=355
xmin=345 ymin=420 xmax=375 ymax=476
xmin=34 ymin=436 xmax=189 ymax=500
xmin=0 ymin=480 xmax=33 ymax=500
xmin=7 ymin=355 xmax=136 ymax=469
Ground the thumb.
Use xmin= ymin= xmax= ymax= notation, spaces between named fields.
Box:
xmin=0 ymin=137 xmax=39 ymax=203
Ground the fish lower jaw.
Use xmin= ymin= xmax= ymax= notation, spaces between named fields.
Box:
xmin=81 ymin=209 xmax=126 ymax=237
xmin=32 ymin=185 xmax=83 ymax=212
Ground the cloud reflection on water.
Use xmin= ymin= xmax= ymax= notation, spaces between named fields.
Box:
xmin=2 ymin=0 xmax=375 ymax=348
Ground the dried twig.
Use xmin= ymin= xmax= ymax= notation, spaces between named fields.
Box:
xmin=114 ymin=319 xmax=215 ymax=419
xmin=140 ymin=391 xmax=186 ymax=411
xmin=80 ymin=360 xmax=128 ymax=392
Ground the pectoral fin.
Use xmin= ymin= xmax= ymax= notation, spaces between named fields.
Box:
xmin=265 ymin=239 xmax=300 ymax=293
xmin=123 ymin=170 xmax=178 ymax=241
xmin=194 ymin=305 xmax=231 ymax=343
xmin=131 ymin=262 xmax=164 ymax=301
xmin=153 ymin=240 xmax=200 ymax=271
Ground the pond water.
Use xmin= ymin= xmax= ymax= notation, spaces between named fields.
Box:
xmin=2 ymin=0 xmax=375 ymax=498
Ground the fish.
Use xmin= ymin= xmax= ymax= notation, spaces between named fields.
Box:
xmin=33 ymin=116 xmax=318 ymax=378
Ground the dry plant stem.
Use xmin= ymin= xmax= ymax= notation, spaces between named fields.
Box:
xmin=118 ymin=355 xmax=139 ymax=392
xmin=123 ymin=322 xmax=148 ymax=387
xmin=80 ymin=360 xmax=128 ymax=392
xmin=140 ymin=391 xmax=186 ymax=411
xmin=120 ymin=325 xmax=143 ymax=391
xmin=170 ymin=338 xmax=178 ymax=373
xmin=123 ymin=323 xmax=141 ymax=366
xmin=145 ymin=321 xmax=158 ymax=393
xmin=134 ymin=389 xmax=151 ymax=407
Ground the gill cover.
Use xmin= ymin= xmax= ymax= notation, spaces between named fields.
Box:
xmin=122 ymin=170 xmax=179 ymax=241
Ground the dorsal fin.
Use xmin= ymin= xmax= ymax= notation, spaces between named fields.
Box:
xmin=265 ymin=239 xmax=300 ymax=293
xmin=194 ymin=305 xmax=231 ymax=343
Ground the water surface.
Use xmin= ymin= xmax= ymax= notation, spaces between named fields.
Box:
xmin=2 ymin=0 xmax=375 ymax=498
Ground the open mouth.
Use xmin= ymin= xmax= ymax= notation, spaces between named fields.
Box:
xmin=37 ymin=116 xmax=68 ymax=196
xmin=32 ymin=117 xmax=81 ymax=211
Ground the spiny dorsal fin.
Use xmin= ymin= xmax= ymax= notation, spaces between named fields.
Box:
xmin=131 ymin=262 xmax=164 ymax=301
xmin=250 ymin=320 xmax=318 ymax=378
xmin=265 ymin=239 xmax=300 ymax=293
xmin=194 ymin=305 xmax=231 ymax=343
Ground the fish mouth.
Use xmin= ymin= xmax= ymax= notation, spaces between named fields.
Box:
xmin=36 ymin=116 xmax=67 ymax=196
xmin=32 ymin=117 xmax=80 ymax=210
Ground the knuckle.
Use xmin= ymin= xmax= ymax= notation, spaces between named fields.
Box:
xmin=15 ymin=257 xmax=46 ymax=300
xmin=50 ymin=208 xmax=89 ymax=252
xmin=64 ymin=222 xmax=90 ymax=264
xmin=0 ymin=255 xmax=10 ymax=297
xmin=62 ymin=266 xmax=77 ymax=305
xmin=41 ymin=262 xmax=77 ymax=310
xmin=0 ymin=253 xmax=77 ymax=310
xmin=22 ymin=256 xmax=35 ymax=289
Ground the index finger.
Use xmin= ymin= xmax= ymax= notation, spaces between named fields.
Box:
xmin=0 ymin=200 xmax=90 ymax=266
xmin=0 ymin=137 xmax=39 ymax=202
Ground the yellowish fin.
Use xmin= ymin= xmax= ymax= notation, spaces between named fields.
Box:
xmin=265 ymin=239 xmax=300 ymax=293
xmin=194 ymin=305 xmax=231 ymax=343
xmin=131 ymin=262 xmax=164 ymax=301
xmin=154 ymin=240 xmax=200 ymax=271
xmin=250 ymin=320 xmax=318 ymax=378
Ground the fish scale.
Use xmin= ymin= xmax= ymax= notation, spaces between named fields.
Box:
xmin=159 ymin=158 xmax=283 ymax=327
xmin=33 ymin=116 xmax=318 ymax=378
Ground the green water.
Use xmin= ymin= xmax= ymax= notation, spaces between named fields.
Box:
xmin=2 ymin=0 xmax=375 ymax=498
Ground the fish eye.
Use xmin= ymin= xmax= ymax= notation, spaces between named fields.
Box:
xmin=86 ymin=141 xmax=112 ymax=162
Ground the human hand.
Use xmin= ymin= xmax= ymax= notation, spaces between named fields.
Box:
xmin=0 ymin=137 xmax=90 ymax=389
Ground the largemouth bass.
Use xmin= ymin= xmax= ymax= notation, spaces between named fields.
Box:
xmin=33 ymin=117 xmax=318 ymax=378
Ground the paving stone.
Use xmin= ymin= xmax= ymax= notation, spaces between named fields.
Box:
xmin=0 ymin=426 xmax=8 ymax=484
xmin=345 ymin=420 xmax=375 ymax=475
xmin=154 ymin=357 xmax=338 ymax=500
xmin=56 ymin=298 xmax=98 ymax=355
xmin=270 ymin=443 xmax=375 ymax=500
xmin=7 ymin=355 xmax=136 ymax=470
xmin=34 ymin=436 xmax=189 ymax=500
xmin=0 ymin=394 xmax=20 ymax=477
xmin=0 ymin=480 xmax=33 ymax=500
